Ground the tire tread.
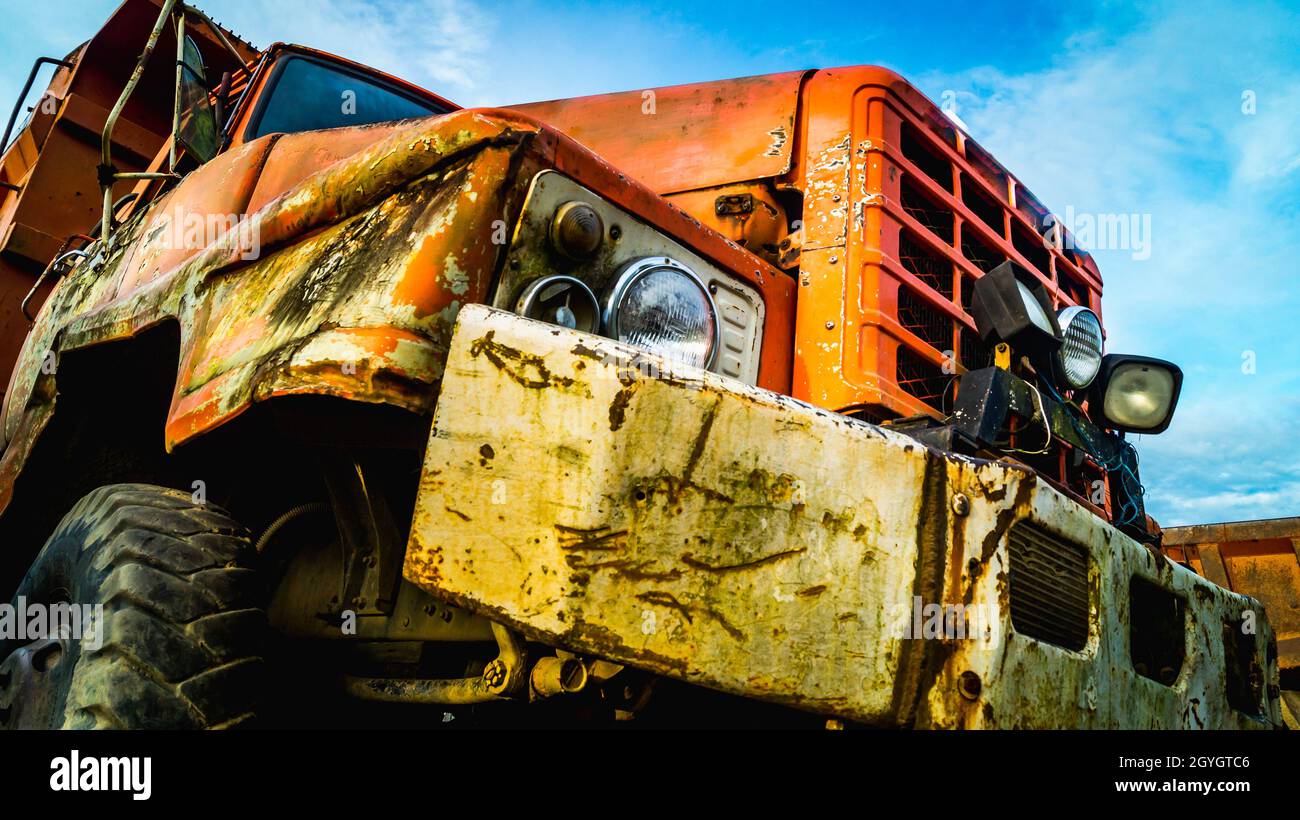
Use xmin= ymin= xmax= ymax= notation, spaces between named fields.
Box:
xmin=40 ymin=485 xmax=265 ymax=729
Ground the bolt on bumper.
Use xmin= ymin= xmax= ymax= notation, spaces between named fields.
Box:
xmin=403 ymin=304 xmax=1281 ymax=728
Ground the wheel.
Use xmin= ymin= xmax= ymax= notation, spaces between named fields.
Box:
xmin=0 ymin=484 xmax=264 ymax=729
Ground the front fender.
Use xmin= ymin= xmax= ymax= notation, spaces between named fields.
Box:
xmin=0 ymin=109 xmax=543 ymax=516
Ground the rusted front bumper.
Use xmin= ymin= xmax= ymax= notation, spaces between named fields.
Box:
xmin=404 ymin=304 xmax=1282 ymax=728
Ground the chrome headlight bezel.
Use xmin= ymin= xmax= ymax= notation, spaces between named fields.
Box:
xmin=495 ymin=171 xmax=766 ymax=385
xmin=514 ymin=274 xmax=601 ymax=335
xmin=603 ymin=256 xmax=721 ymax=371
xmin=1055 ymin=305 xmax=1104 ymax=390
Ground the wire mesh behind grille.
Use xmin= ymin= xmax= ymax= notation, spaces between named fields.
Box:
xmin=854 ymin=90 xmax=1106 ymax=421
xmin=1012 ymin=223 xmax=1052 ymax=278
xmin=901 ymin=123 xmax=953 ymax=191
xmin=898 ymin=284 xmax=951 ymax=351
xmin=901 ymin=177 xmax=954 ymax=244
xmin=899 ymin=231 xmax=953 ymax=299
xmin=958 ymin=328 xmax=992 ymax=371
xmin=1059 ymin=268 xmax=1088 ymax=305
xmin=1009 ymin=523 xmax=1090 ymax=651
xmin=961 ymin=231 xmax=1005 ymax=276
xmin=962 ymin=180 xmax=1004 ymax=234
xmin=896 ymin=345 xmax=950 ymax=407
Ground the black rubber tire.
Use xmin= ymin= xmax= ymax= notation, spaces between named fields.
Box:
xmin=3 ymin=484 xmax=264 ymax=729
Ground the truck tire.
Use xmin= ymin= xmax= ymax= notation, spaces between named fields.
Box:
xmin=0 ymin=484 xmax=264 ymax=729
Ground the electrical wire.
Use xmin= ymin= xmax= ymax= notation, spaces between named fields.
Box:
xmin=1014 ymin=381 xmax=1054 ymax=455
xmin=951 ymin=367 xmax=1147 ymax=528
xmin=1039 ymin=379 xmax=1146 ymax=527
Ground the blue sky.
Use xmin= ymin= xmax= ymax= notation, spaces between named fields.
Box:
xmin=2 ymin=0 xmax=1298 ymax=526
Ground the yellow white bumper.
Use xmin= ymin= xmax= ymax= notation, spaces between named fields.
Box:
xmin=404 ymin=304 xmax=1281 ymax=728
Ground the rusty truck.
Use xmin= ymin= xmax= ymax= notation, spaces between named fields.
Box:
xmin=0 ymin=0 xmax=1286 ymax=728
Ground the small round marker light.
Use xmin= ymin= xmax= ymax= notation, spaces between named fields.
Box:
xmin=550 ymin=201 xmax=604 ymax=259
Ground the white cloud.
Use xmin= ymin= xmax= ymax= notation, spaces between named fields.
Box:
xmin=200 ymin=0 xmax=494 ymax=97
xmin=1231 ymin=85 xmax=1300 ymax=185
xmin=1139 ymin=389 xmax=1300 ymax=524
xmin=915 ymin=1 xmax=1300 ymax=526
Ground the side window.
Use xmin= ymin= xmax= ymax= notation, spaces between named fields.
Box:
xmin=247 ymin=56 xmax=449 ymax=139
xmin=177 ymin=36 xmax=219 ymax=163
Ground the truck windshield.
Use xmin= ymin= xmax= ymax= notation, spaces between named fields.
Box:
xmin=247 ymin=54 xmax=450 ymax=139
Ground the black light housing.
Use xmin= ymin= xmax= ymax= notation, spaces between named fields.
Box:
xmin=970 ymin=261 xmax=1062 ymax=361
xmin=1090 ymin=354 xmax=1183 ymax=434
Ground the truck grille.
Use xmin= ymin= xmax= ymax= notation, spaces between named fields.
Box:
xmin=1008 ymin=523 xmax=1090 ymax=651
xmin=860 ymin=102 xmax=1103 ymax=420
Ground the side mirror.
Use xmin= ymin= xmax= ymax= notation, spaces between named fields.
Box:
xmin=176 ymin=36 xmax=218 ymax=165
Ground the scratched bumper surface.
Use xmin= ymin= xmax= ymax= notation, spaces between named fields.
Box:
xmin=405 ymin=305 xmax=1282 ymax=728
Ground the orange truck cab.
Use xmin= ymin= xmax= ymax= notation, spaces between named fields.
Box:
xmin=0 ymin=0 xmax=1285 ymax=729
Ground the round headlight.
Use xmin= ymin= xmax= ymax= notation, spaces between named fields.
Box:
xmin=1056 ymin=305 xmax=1103 ymax=389
xmin=604 ymin=258 xmax=718 ymax=369
xmin=515 ymin=275 xmax=600 ymax=334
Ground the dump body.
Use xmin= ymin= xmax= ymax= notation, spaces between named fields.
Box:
xmin=1163 ymin=517 xmax=1300 ymax=725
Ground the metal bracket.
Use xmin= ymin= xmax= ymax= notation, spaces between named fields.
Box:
xmin=341 ymin=622 xmax=527 ymax=705
xmin=993 ymin=342 xmax=1011 ymax=370
xmin=714 ymin=193 xmax=755 ymax=216
xmin=0 ymin=637 xmax=67 ymax=729
xmin=321 ymin=454 xmax=405 ymax=617
xmin=900 ymin=367 xmax=1152 ymax=542
xmin=21 ymin=245 xmax=90 ymax=322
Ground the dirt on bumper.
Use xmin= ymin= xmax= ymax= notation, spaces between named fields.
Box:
xmin=404 ymin=304 xmax=1283 ymax=729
